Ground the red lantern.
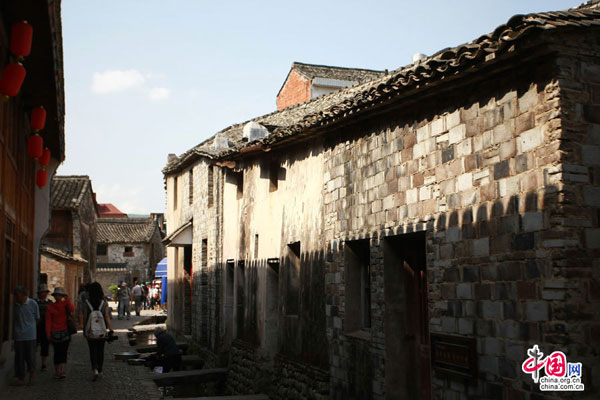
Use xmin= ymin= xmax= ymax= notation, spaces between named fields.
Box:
xmin=36 ymin=169 xmax=47 ymax=188
xmin=10 ymin=21 xmax=33 ymax=58
xmin=0 ymin=63 xmax=26 ymax=98
xmin=31 ymin=106 xmax=46 ymax=131
xmin=28 ymin=133 xmax=43 ymax=159
xmin=39 ymin=148 xmax=51 ymax=167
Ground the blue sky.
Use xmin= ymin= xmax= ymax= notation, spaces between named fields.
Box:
xmin=58 ymin=0 xmax=578 ymax=214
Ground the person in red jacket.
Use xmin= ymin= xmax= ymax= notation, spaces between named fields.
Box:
xmin=46 ymin=287 xmax=75 ymax=379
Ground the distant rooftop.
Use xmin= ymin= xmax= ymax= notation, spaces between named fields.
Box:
xmin=98 ymin=203 xmax=127 ymax=218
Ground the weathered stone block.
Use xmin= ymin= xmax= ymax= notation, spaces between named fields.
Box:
xmin=517 ymin=126 xmax=543 ymax=153
xmin=518 ymin=87 xmax=539 ymax=113
xmin=457 ymin=283 xmax=473 ymax=300
xmin=493 ymin=160 xmax=510 ymax=180
xmin=582 ymin=145 xmax=600 ymax=165
xmin=472 ymin=237 xmax=489 ymax=257
xmin=584 ymin=186 xmax=600 ymax=206
xmin=585 ymin=228 xmax=600 ymax=249
xmin=458 ymin=318 xmax=474 ymax=335
xmin=457 ymin=139 xmax=472 ymax=157
xmin=457 ymin=173 xmax=473 ymax=191
xmin=522 ymin=212 xmax=543 ymax=232
xmin=526 ymin=301 xmax=548 ymax=321
xmin=481 ymin=301 xmax=502 ymax=319
xmin=493 ymin=121 xmax=514 ymax=144
xmin=449 ymin=124 xmax=466 ymax=145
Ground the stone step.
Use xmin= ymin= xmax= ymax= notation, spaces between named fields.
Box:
xmin=114 ymin=351 xmax=140 ymax=360
xmin=174 ymin=395 xmax=269 ymax=400
xmin=181 ymin=355 xmax=204 ymax=370
xmin=136 ymin=342 xmax=188 ymax=353
xmin=151 ymin=368 xmax=227 ymax=386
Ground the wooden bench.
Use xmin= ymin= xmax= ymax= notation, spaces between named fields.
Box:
xmin=151 ymin=368 xmax=227 ymax=386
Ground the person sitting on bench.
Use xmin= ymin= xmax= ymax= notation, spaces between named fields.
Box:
xmin=152 ymin=327 xmax=182 ymax=372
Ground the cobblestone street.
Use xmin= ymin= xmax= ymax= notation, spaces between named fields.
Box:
xmin=2 ymin=306 xmax=164 ymax=400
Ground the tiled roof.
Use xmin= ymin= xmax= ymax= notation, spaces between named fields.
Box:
xmin=292 ymin=62 xmax=386 ymax=84
xmin=41 ymin=245 xmax=87 ymax=263
xmin=164 ymin=7 xmax=600 ymax=175
xmin=51 ymin=176 xmax=93 ymax=210
xmin=97 ymin=218 xmax=158 ymax=244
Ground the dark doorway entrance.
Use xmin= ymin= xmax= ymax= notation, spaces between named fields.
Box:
xmin=183 ymin=244 xmax=193 ymax=336
xmin=383 ymin=232 xmax=430 ymax=399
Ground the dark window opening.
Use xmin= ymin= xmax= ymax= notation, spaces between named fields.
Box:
xmin=269 ymin=162 xmax=279 ymax=192
xmin=97 ymin=244 xmax=107 ymax=256
xmin=201 ymin=239 xmax=208 ymax=271
xmin=188 ymin=169 xmax=193 ymax=205
xmin=124 ymin=246 xmax=133 ymax=257
xmin=285 ymin=242 xmax=300 ymax=315
xmin=184 ymin=245 xmax=193 ymax=276
xmin=173 ymin=176 xmax=178 ymax=210
xmin=254 ymin=234 xmax=259 ymax=259
xmin=232 ymin=171 xmax=243 ymax=199
xmin=208 ymin=166 xmax=214 ymax=207
xmin=345 ymin=239 xmax=371 ymax=332
xmin=235 ymin=260 xmax=246 ymax=337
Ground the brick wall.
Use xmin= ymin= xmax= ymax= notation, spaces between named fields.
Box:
xmin=322 ymin=44 xmax=599 ymax=399
xmin=277 ymin=69 xmax=311 ymax=110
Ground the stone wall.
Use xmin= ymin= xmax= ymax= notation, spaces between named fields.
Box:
xmin=105 ymin=243 xmax=152 ymax=283
xmin=322 ymin=41 xmax=599 ymax=399
xmin=553 ymin=33 xmax=600 ymax=390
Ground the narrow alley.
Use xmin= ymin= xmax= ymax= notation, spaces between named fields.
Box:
xmin=2 ymin=307 xmax=163 ymax=400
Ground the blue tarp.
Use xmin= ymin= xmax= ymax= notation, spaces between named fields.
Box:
xmin=155 ymin=257 xmax=167 ymax=278
xmin=161 ymin=276 xmax=168 ymax=304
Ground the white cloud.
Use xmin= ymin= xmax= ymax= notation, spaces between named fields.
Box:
xmin=91 ymin=69 xmax=146 ymax=94
xmin=148 ymin=87 xmax=171 ymax=101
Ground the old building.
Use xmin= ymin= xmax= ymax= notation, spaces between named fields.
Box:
xmin=41 ymin=175 xmax=99 ymax=293
xmin=0 ymin=0 xmax=65 ymax=385
xmin=164 ymin=4 xmax=600 ymax=400
xmin=95 ymin=217 xmax=164 ymax=290
xmin=276 ymin=62 xmax=386 ymax=111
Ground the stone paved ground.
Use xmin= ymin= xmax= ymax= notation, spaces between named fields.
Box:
xmin=1 ymin=304 xmax=165 ymax=400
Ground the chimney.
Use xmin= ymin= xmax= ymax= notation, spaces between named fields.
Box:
xmin=412 ymin=53 xmax=427 ymax=64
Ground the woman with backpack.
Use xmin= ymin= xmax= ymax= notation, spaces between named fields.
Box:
xmin=46 ymin=287 xmax=75 ymax=379
xmin=81 ymin=282 xmax=113 ymax=381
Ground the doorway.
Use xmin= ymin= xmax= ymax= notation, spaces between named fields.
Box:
xmin=383 ymin=232 xmax=430 ymax=399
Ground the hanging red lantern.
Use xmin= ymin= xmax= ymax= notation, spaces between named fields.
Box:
xmin=28 ymin=133 xmax=43 ymax=159
xmin=36 ymin=169 xmax=47 ymax=188
xmin=31 ymin=106 xmax=46 ymax=131
xmin=0 ymin=63 xmax=26 ymax=98
xmin=10 ymin=21 xmax=33 ymax=59
xmin=39 ymin=148 xmax=51 ymax=167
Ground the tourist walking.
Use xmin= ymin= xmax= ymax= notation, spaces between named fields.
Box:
xmin=142 ymin=283 xmax=149 ymax=310
xmin=81 ymin=282 xmax=114 ymax=381
xmin=35 ymin=284 xmax=52 ymax=371
xmin=132 ymin=281 xmax=143 ymax=316
xmin=117 ymin=281 xmax=132 ymax=320
xmin=46 ymin=287 xmax=75 ymax=379
xmin=12 ymin=285 xmax=39 ymax=386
